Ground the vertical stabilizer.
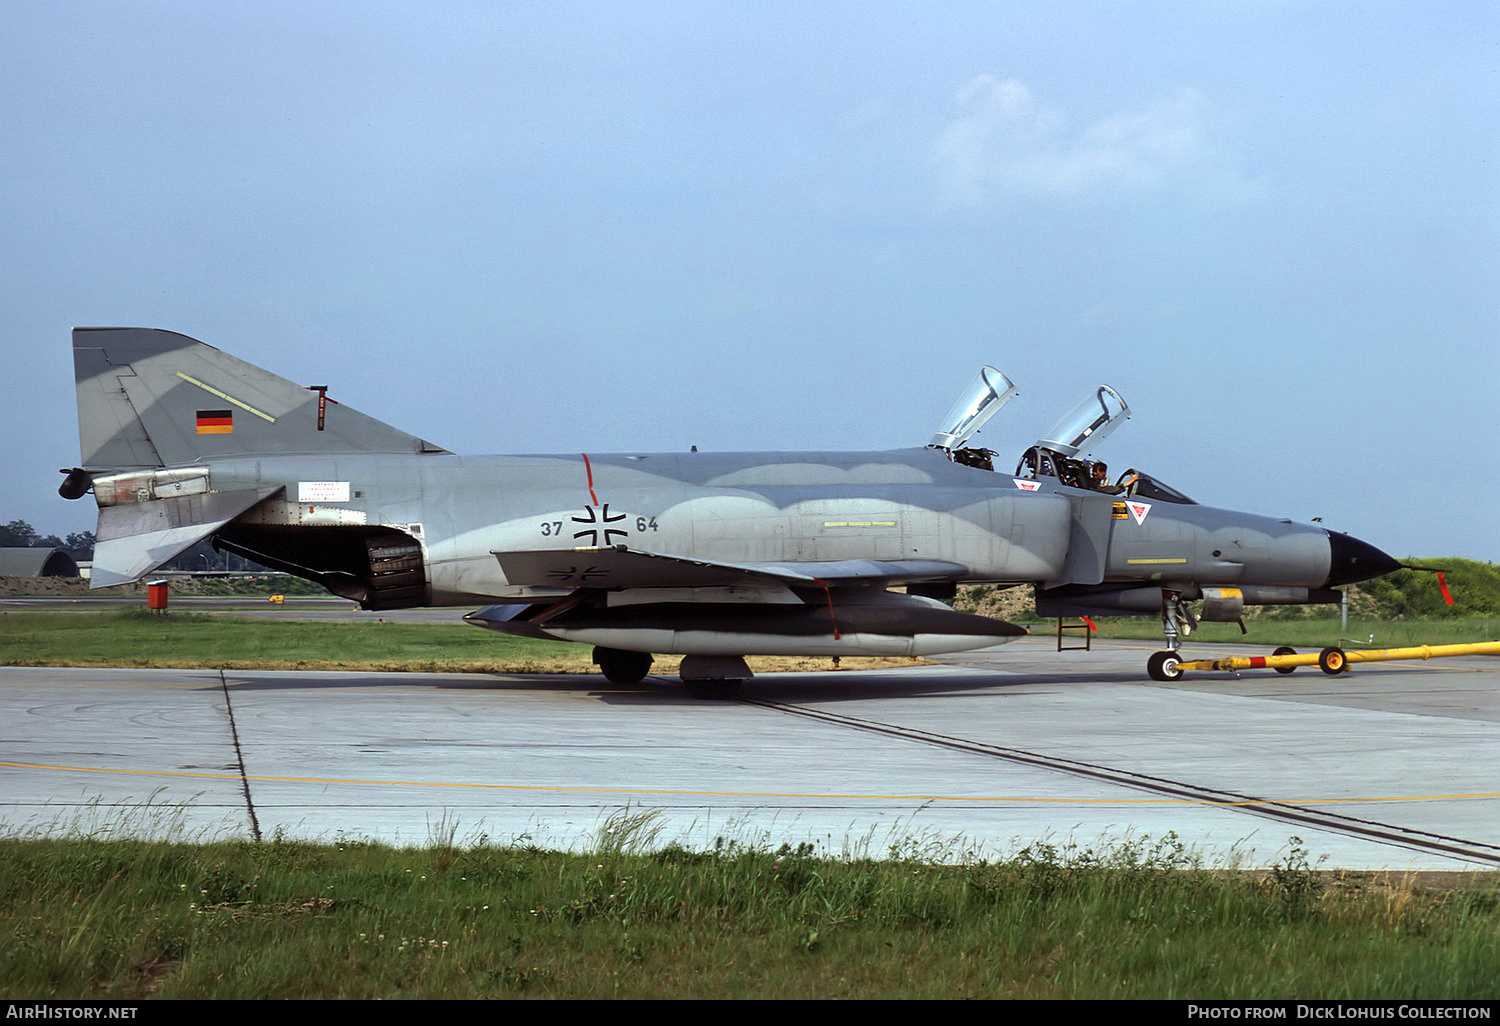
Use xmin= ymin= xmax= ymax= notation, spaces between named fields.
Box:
xmin=73 ymin=327 xmax=448 ymax=470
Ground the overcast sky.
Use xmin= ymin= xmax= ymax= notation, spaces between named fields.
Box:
xmin=3 ymin=1 xmax=1496 ymax=561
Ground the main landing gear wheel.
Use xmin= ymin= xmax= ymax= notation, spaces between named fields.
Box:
xmin=593 ymin=647 xmax=654 ymax=685
xmin=1272 ymin=646 xmax=1298 ymax=674
xmin=1147 ymin=650 xmax=1184 ymax=682
xmin=1317 ymin=646 xmax=1349 ymax=675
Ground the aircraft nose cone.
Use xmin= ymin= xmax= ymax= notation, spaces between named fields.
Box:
xmin=1325 ymin=531 xmax=1401 ymax=586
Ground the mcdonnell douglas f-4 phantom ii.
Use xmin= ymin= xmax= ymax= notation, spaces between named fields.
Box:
xmin=61 ymin=327 xmax=1401 ymax=693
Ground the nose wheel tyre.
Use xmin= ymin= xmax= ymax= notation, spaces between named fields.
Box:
xmin=1272 ymin=646 xmax=1298 ymax=674
xmin=1147 ymin=650 xmax=1184 ymax=682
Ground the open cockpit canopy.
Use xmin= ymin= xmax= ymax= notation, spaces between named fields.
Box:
xmin=930 ymin=371 xmax=1195 ymax=502
xmin=928 ymin=366 xmax=1018 ymax=451
xmin=1034 ymin=385 xmax=1129 ymax=456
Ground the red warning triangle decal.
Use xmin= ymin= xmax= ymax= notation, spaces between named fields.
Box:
xmin=1128 ymin=501 xmax=1152 ymax=525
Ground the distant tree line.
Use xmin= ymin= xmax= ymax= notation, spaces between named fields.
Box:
xmin=1 ymin=518 xmax=268 ymax=571
xmin=155 ymin=538 xmax=263 ymax=573
xmin=1 ymin=519 xmax=94 ymax=560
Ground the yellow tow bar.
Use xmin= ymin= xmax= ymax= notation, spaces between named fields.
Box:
xmin=1148 ymin=641 xmax=1500 ymax=681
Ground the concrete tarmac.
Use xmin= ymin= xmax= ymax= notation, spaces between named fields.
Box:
xmin=2 ymin=636 xmax=1497 ymax=869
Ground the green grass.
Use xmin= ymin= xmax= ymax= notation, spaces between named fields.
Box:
xmin=1 ymin=827 xmax=1495 ymax=999
xmin=0 ymin=609 xmax=909 ymax=674
xmin=4 ymin=610 xmax=1496 ymax=674
xmin=0 ymin=609 xmax=588 ymax=672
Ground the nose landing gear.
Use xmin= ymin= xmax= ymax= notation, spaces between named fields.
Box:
xmin=1146 ymin=590 xmax=1196 ymax=680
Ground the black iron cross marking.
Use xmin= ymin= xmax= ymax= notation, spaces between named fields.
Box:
xmin=545 ymin=565 xmax=611 ymax=584
xmin=571 ymin=504 xmax=628 ymax=546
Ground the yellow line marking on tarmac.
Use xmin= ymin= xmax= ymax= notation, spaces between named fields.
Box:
xmin=4 ymin=762 xmax=1496 ymax=806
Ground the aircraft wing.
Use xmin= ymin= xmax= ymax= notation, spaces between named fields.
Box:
xmin=493 ymin=545 xmax=967 ymax=590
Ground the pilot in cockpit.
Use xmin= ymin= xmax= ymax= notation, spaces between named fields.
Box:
xmin=1088 ymin=461 xmax=1125 ymax=494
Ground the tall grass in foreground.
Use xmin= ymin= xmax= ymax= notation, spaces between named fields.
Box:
xmin=2 ymin=823 xmax=1495 ymax=1000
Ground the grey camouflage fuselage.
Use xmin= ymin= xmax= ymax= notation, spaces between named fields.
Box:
xmin=68 ymin=327 xmax=1398 ymax=666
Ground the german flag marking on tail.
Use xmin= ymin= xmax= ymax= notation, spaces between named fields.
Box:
xmin=196 ymin=409 xmax=233 ymax=434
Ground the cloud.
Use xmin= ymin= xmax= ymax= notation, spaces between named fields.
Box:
xmin=932 ymin=75 xmax=1257 ymax=206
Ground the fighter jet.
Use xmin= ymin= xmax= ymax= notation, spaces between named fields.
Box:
xmin=60 ymin=327 xmax=1400 ymax=693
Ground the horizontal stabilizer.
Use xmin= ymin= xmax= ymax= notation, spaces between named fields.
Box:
xmin=494 ymin=545 xmax=967 ymax=590
xmin=91 ymin=487 xmax=280 ymax=588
